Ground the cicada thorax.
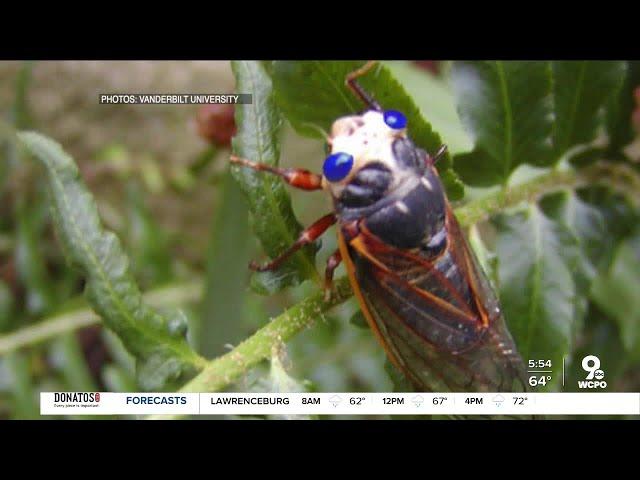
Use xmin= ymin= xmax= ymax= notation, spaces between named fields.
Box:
xmin=334 ymin=136 xmax=527 ymax=393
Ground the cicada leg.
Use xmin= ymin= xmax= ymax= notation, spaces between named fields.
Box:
xmin=345 ymin=61 xmax=382 ymax=111
xmin=249 ymin=213 xmax=337 ymax=272
xmin=230 ymin=155 xmax=323 ymax=190
xmin=323 ymin=249 xmax=343 ymax=301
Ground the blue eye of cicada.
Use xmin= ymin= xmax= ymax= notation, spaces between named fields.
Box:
xmin=323 ymin=152 xmax=354 ymax=182
xmin=383 ymin=110 xmax=407 ymax=129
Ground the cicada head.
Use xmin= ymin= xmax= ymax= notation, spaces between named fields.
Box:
xmin=322 ymin=109 xmax=446 ymax=249
xmin=322 ymin=110 xmax=423 ymax=202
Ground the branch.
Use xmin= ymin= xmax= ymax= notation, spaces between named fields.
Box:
xmin=180 ymin=277 xmax=352 ymax=394
xmin=150 ymin=161 xmax=640 ymax=419
xmin=455 ymin=162 xmax=640 ymax=226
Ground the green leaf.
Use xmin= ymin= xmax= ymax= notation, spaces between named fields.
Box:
xmin=385 ymin=61 xmax=473 ymax=155
xmin=538 ymin=190 xmax=608 ymax=337
xmin=271 ymin=61 xmax=464 ymax=200
xmin=451 ymin=61 xmax=554 ymax=186
xmin=198 ymin=171 xmax=250 ymax=356
xmin=552 ymin=61 xmax=627 ymax=158
xmin=606 ymin=61 xmax=640 ymax=151
xmin=539 ymin=189 xmax=607 ymax=281
xmin=18 ymin=131 xmax=205 ymax=390
xmin=577 ymin=185 xmax=640 ymax=270
xmin=493 ymin=205 xmax=580 ymax=390
xmin=231 ymin=60 xmax=319 ymax=294
xmin=590 ymin=233 xmax=640 ymax=360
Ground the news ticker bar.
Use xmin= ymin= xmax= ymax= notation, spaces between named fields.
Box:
xmin=41 ymin=392 xmax=640 ymax=416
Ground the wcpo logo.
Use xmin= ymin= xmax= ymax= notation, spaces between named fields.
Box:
xmin=578 ymin=355 xmax=606 ymax=389
xmin=53 ymin=392 xmax=101 ymax=406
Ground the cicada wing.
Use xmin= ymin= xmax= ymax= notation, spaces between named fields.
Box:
xmin=342 ymin=213 xmax=527 ymax=393
xmin=355 ymin=255 xmax=526 ymax=392
xmin=443 ymin=206 xmax=528 ymax=391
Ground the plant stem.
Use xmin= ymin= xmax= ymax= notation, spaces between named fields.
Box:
xmin=147 ymin=277 xmax=352 ymax=419
xmin=455 ymin=162 xmax=640 ymax=226
xmin=186 ymin=277 xmax=351 ymax=394
xmin=0 ymin=281 xmax=203 ymax=355
xmin=149 ymin=161 xmax=640 ymax=420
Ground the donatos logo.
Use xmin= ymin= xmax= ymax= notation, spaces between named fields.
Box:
xmin=53 ymin=392 xmax=101 ymax=403
xmin=578 ymin=355 xmax=606 ymax=389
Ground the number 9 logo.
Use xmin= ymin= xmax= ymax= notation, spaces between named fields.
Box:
xmin=582 ymin=355 xmax=601 ymax=380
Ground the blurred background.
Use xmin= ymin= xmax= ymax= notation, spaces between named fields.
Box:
xmin=0 ymin=61 xmax=637 ymax=419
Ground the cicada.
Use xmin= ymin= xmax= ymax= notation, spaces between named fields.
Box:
xmin=231 ymin=62 xmax=527 ymax=392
